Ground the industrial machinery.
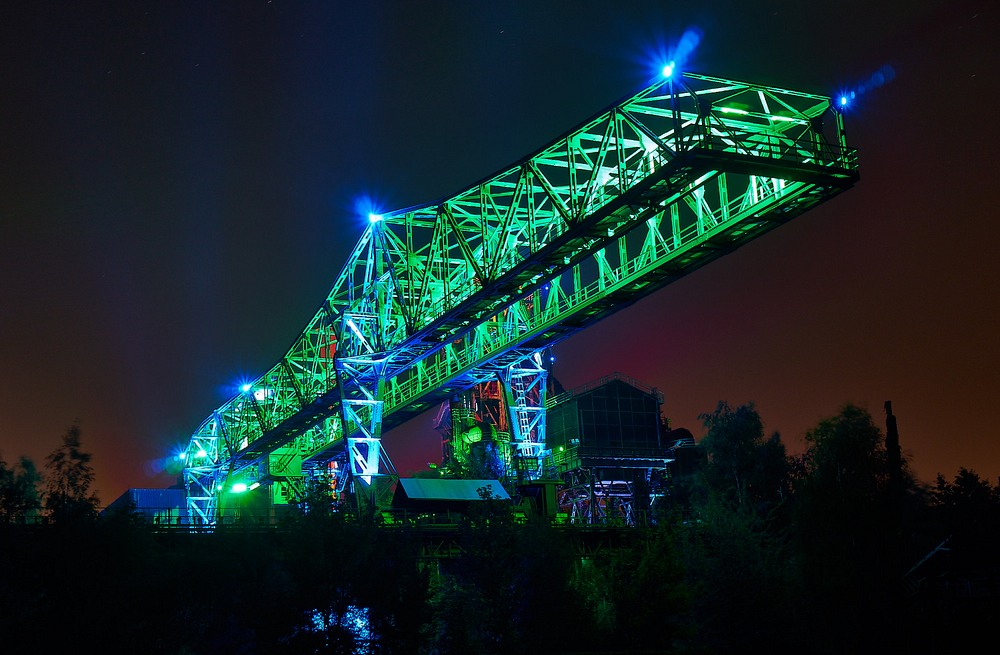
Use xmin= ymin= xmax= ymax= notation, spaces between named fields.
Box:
xmin=546 ymin=373 xmax=676 ymax=526
xmin=181 ymin=67 xmax=858 ymax=524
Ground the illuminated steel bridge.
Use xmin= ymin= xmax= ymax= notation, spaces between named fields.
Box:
xmin=182 ymin=70 xmax=858 ymax=524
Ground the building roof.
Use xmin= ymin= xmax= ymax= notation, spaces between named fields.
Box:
xmin=546 ymin=371 xmax=663 ymax=407
xmin=394 ymin=478 xmax=511 ymax=502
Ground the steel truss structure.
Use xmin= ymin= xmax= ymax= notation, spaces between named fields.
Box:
xmin=183 ymin=70 xmax=858 ymax=524
xmin=559 ymin=471 xmax=641 ymax=526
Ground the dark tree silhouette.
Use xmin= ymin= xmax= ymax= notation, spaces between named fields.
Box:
xmin=678 ymin=403 xmax=800 ymax=652
xmin=698 ymin=401 xmax=790 ymax=513
xmin=680 ymin=495 xmax=803 ymax=652
xmin=933 ymin=468 xmax=1000 ymax=524
xmin=43 ymin=423 xmax=100 ymax=524
xmin=0 ymin=455 xmax=41 ymax=523
xmin=4 ymin=400 xmax=998 ymax=653
xmin=424 ymin=484 xmax=521 ymax=653
xmin=931 ymin=467 xmax=1000 ymax=568
xmin=792 ymin=404 xmax=916 ymax=652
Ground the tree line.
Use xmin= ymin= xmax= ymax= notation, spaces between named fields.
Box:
xmin=1 ymin=404 xmax=998 ymax=653
xmin=0 ymin=422 xmax=100 ymax=525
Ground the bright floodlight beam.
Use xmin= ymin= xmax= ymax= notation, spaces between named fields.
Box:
xmin=240 ymin=383 xmax=251 ymax=393
xmin=368 ymin=213 xmax=383 ymax=223
xmin=652 ymin=27 xmax=701 ymax=79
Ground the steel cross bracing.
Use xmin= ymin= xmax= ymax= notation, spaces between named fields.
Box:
xmin=501 ymin=352 xmax=549 ymax=479
xmin=183 ymin=71 xmax=858 ymax=523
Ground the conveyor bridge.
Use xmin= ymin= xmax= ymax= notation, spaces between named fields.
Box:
xmin=182 ymin=70 xmax=858 ymax=524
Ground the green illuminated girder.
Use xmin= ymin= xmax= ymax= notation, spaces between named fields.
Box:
xmin=183 ymin=71 xmax=857 ymax=522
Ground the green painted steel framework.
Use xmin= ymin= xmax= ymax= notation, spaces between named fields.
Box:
xmin=182 ymin=71 xmax=859 ymax=524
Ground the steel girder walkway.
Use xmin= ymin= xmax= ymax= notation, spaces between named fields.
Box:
xmin=182 ymin=71 xmax=858 ymax=524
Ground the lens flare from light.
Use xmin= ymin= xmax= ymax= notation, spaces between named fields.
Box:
xmin=640 ymin=27 xmax=702 ymax=81
xmin=354 ymin=194 xmax=387 ymax=227
xmin=835 ymin=64 xmax=896 ymax=111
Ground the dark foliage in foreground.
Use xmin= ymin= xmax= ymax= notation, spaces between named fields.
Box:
xmin=1 ymin=405 xmax=998 ymax=654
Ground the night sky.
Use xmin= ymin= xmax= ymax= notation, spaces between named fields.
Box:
xmin=2 ymin=1 xmax=997 ymax=505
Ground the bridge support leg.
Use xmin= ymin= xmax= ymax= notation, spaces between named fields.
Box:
xmin=335 ymin=312 xmax=395 ymax=509
xmin=184 ymin=466 xmax=220 ymax=527
xmin=500 ymin=351 xmax=548 ymax=482
xmin=183 ymin=428 xmax=231 ymax=526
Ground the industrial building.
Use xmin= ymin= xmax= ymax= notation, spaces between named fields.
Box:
xmin=434 ymin=371 xmax=700 ymax=526
xmin=546 ymin=373 xmax=691 ymax=525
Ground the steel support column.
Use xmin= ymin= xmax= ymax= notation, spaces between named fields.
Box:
xmin=500 ymin=351 xmax=548 ymax=480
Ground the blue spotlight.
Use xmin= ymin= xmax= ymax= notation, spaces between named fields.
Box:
xmin=837 ymin=66 xmax=894 ymax=111
xmin=639 ymin=29 xmax=701 ymax=89
xmin=354 ymin=194 xmax=386 ymax=226
xmin=241 ymin=383 xmax=252 ymax=393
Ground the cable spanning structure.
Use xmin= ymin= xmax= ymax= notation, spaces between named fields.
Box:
xmin=182 ymin=71 xmax=859 ymax=524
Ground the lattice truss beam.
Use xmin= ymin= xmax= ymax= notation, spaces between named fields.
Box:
xmin=183 ymin=72 xmax=857 ymax=519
